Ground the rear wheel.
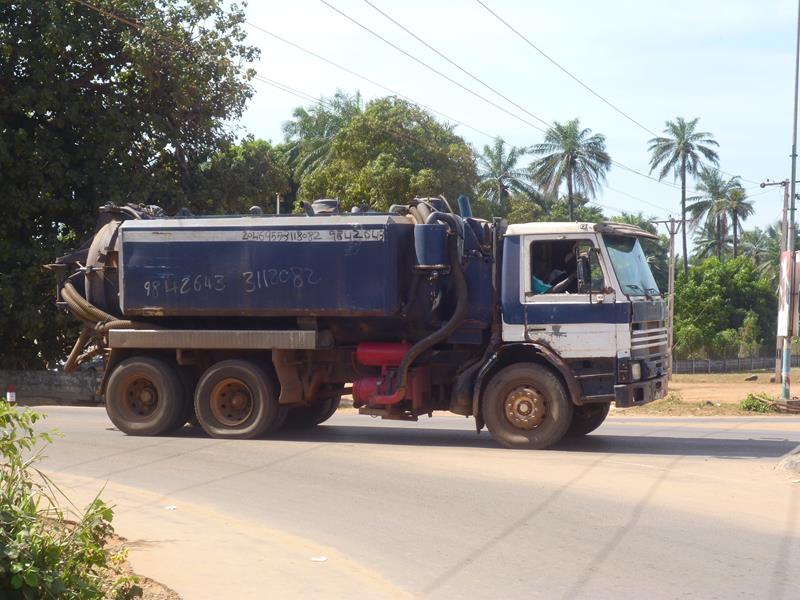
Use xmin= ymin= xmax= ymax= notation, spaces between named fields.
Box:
xmin=567 ymin=402 xmax=610 ymax=436
xmin=105 ymin=357 xmax=184 ymax=436
xmin=194 ymin=360 xmax=285 ymax=439
xmin=483 ymin=363 xmax=573 ymax=449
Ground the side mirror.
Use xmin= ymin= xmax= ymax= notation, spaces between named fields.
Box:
xmin=576 ymin=255 xmax=591 ymax=293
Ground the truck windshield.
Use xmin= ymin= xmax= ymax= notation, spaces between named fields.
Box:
xmin=603 ymin=235 xmax=660 ymax=297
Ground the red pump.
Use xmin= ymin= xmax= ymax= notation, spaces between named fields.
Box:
xmin=352 ymin=342 xmax=428 ymax=408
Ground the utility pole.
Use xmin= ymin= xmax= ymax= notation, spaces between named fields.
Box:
xmin=276 ymin=193 xmax=282 ymax=215
xmin=782 ymin=0 xmax=800 ymax=400
xmin=762 ymin=179 xmax=791 ymax=381
xmin=653 ymin=217 xmax=688 ymax=380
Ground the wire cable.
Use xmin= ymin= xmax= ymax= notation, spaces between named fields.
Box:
xmin=319 ymin=0 xmax=549 ymax=133
xmin=475 ymin=0 xmax=761 ymax=186
xmin=245 ymin=21 xmax=496 ymax=140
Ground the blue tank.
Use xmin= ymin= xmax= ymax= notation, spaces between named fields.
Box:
xmin=118 ymin=215 xmax=414 ymax=317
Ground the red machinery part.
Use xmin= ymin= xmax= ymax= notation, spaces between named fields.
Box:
xmin=354 ymin=342 xmax=411 ymax=367
xmin=352 ymin=367 xmax=430 ymax=408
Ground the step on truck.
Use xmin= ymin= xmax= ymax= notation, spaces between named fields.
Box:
xmin=47 ymin=196 xmax=668 ymax=449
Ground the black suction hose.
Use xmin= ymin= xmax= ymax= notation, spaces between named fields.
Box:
xmin=393 ymin=234 xmax=468 ymax=394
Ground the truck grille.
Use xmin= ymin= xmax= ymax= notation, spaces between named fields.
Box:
xmin=631 ymin=322 xmax=668 ymax=358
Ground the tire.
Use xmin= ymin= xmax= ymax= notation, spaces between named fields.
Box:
xmin=105 ymin=357 xmax=184 ymax=436
xmin=567 ymin=402 xmax=610 ymax=437
xmin=194 ymin=360 xmax=285 ymax=439
xmin=283 ymin=395 xmax=341 ymax=429
xmin=483 ymin=363 xmax=574 ymax=449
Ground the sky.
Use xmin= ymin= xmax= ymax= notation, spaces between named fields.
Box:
xmin=239 ymin=0 xmax=799 ymax=232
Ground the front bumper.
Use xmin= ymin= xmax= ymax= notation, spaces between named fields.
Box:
xmin=614 ymin=375 xmax=668 ymax=408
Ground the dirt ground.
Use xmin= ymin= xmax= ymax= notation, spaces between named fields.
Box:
xmin=669 ymin=369 xmax=797 ymax=404
xmin=105 ymin=535 xmax=180 ymax=600
xmin=616 ymin=368 xmax=800 ymax=416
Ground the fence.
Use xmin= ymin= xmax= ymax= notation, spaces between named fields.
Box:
xmin=672 ymin=355 xmax=800 ymax=374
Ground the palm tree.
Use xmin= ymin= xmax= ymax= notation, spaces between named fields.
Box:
xmin=529 ymin=119 xmax=611 ymax=221
xmin=725 ymin=187 xmax=754 ymax=257
xmin=740 ymin=225 xmax=780 ymax=285
xmin=648 ymin=117 xmax=719 ymax=274
xmin=477 ymin=137 xmax=538 ymax=209
xmin=283 ymin=90 xmax=363 ymax=180
xmin=692 ymin=219 xmax=732 ymax=262
xmin=687 ymin=167 xmax=740 ymax=260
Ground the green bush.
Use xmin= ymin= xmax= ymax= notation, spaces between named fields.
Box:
xmin=739 ymin=393 xmax=777 ymax=413
xmin=0 ymin=398 xmax=140 ymax=599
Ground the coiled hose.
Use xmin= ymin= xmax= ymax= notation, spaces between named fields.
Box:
xmin=61 ymin=281 xmax=157 ymax=372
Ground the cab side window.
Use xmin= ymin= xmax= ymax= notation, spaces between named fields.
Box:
xmin=530 ymin=239 xmax=605 ymax=295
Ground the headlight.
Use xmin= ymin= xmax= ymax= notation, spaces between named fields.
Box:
xmin=631 ymin=362 xmax=642 ymax=381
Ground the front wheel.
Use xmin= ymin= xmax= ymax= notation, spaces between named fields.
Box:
xmin=194 ymin=360 xmax=286 ymax=439
xmin=483 ymin=363 xmax=574 ymax=449
xmin=567 ymin=402 xmax=610 ymax=437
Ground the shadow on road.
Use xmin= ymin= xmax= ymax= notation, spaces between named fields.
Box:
xmin=165 ymin=423 xmax=798 ymax=459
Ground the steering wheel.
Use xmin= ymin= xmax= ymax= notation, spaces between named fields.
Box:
xmin=548 ymin=273 xmax=576 ymax=294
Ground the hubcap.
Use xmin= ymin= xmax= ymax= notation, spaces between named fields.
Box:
xmin=504 ymin=386 xmax=546 ymax=430
xmin=124 ymin=377 xmax=159 ymax=419
xmin=210 ymin=378 xmax=254 ymax=426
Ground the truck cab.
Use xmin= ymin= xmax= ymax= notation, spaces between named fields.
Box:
xmin=473 ymin=221 xmax=667 ymax=448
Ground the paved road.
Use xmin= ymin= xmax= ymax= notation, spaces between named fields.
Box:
xmin=37 ymin=407 xmax=800 ymax=599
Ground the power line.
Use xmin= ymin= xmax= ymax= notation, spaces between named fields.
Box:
xmin=475 ymin=0 xmax=761 ymax=187
xmin=245 ymin=21 xmax=496 ymax=140
xmin=361 ymin=0 xmax=551 ymax=136
xmin=605 ymin=185 xmax=669 ymax=215
xmin=473 ymin=0 xmax=657 ymax=137
xmin=318 ymin=0 xmax=549 ymax=133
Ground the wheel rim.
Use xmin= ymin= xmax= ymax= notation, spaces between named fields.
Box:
xmin=210 ymin=378 xmax=254 ymax=426
xmin=504 ymin=386 xmax=546 ymax=430
xmin=122 ymin=376 xmax=159 ymax=420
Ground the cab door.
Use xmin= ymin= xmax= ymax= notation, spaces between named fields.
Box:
xmin=511 ymin=233 xmax=625 ymax=399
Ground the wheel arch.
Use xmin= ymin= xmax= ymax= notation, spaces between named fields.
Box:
xmin=472 ymin=343 xmax=582 ymax=431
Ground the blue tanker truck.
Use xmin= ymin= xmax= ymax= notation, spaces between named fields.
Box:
xmin=49 ymin=196 xmax=667 ymax=449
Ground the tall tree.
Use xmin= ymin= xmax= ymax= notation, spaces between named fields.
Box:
xmin=740 ymin=223 xmax=782 ymax=285
xmin=476 ymin=138 xmax=537 ymax=210
xmin=529 ymin=119 xmax=611 ymax=221
xmin=0 ymin=0 xmax=257 ymax=368
xmin=297 ymin=97 xmax=477 ymax=209
xmin=648 ymin=117 xmax=719 ymax=275
xmin=726 ymin=187 xmax=754 ymax=258
xmin=687 ymin=167 xmax=740 ymax=260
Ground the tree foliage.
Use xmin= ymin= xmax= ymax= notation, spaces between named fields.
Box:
xmin=195 ymin=138 xmax=290 ymax=215
xmin=0 ymin=0 xmax=257 ymax=368
xmin=296 ymin=97 xmax=477 ymax=210
xmin=673 ymin=257 xmax=775 ymax=359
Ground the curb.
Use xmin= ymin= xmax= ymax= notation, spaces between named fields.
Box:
xmin=777 ymin=445 xmax=800 ymax=475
